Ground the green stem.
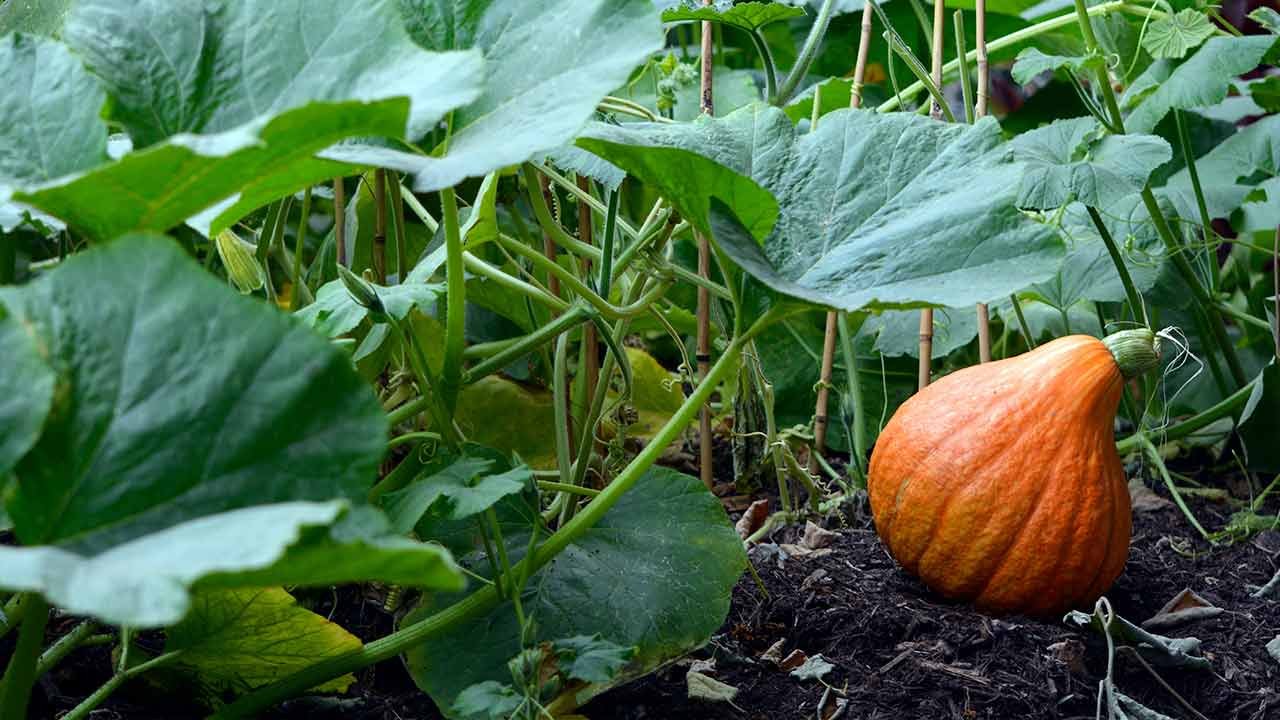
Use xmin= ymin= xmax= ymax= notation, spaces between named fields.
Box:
xmin=836 ymin=312 xmax=868 ymax=473
xmin=386 ymin=431 xmax=441 ymax=450
xmin=496 ymin=234 xmax=671 ymax=320
xmin=0 ymin=594 xmax=50 ymax=720
xmin=1138 ymin=434 xmax=1210 ymax=539
xmin=880 ymin=28 xmax=957 ymax=123
xmin=463 ymin=305 xmax=592 ymax=384
xmin=61 ymin=651 xmax=182 ymax=720
xmin=0 ymin=230 xmax=14 ymax=284
xmin=213 ymin=317 xmax=773 ymax=719
xmin=776 ymin=0 xmax=838 ymax=105
xmin=552 ymin=333 xmax=575 ymax=498
xmin=35 ymin=620 xmax=98 ymax=679
xmin=1174 ymin=109 xmax=1220 ymax=293
xmin=1010 ymin=294 xmax=1036 ymax=348
xmin=750 ymin=29 xmax=780 ymax=102
xmin=440 ymin=187 xmax=466 ymax=411
xmin=292 ymin=187 xmax=313 ymax=310
xmin=598 ymin=189 xmax=620 ymax=299
xmin=463 ymin=253 xmax=569 ymax=314
xmin=1087 ymin=206 xmax=1147 ymax=325
xmin=386 ymin=314 xmax=462 ymax=447
xmin=484 ymin=507 xmax=525 ymax=631
xmin=876 ymin=2 xmax=1169 ymax=112
xmin=532 ymin=164 xmax=641 ymax=241
xmin=1216 ymin=301 xmax=1273 ymax=332
xmin=393 ymin=173 xmax=410 ymax=283
xmin=537 ymin=480 xmax=600 ymax=497
xmin=1116 ymin=379 xmax=1257 ymax=454
xmin=0 ymin=593 xmax=25 ymax=641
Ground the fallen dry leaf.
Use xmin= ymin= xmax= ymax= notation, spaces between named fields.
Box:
xmin=1129 ymin=479 xmax=1173 ymax=513
xmin=1142 ymin=588 xmax=1223 ymax=630
xmin=780 ymin=648 xmax=808 ymax=671
xmin=735 ymin=498 xmax=770 ymax=540
xmin=802 ymin=520 xmax=838 ymax=549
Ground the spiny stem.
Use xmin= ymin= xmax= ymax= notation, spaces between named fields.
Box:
xmin=1087 ymin=206 xmax=1147 ymax=325
xmin=439 ymin=186 xmax=466 ymax=412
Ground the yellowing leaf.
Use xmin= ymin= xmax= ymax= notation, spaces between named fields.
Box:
xmin=162 ymin=588 xmax=361 ymax=706
xmin=455 ymin=376 xmax=557 ymax=469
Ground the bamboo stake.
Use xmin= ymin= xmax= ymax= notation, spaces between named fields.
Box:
xmin=974 ymin=0 xmax=992 ymax=362
xmin=373 ymin=169 xmax=388 ymax=284
xmin=811 ymin=0 xmax=874 ymax=472
xmin=920 ymin=0 xmax=946 ymax=388
xmin=333 ymin=178 xmax=347 ymax=269
xmin=697 ymin=7 xmax=715 ymax=489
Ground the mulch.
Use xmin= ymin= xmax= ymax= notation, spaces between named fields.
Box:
xmin=14 ymin=479 xmax=1280 ymax=720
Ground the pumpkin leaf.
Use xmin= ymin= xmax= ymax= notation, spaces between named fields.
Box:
xmin=553 ymin=635 xmax=636 ymax=684
xmin=0 ymin=302 xmax=54 ymax=477
xmin=0 ymin=33 xmax=108 ymax=230
xmin=296 ymin=279 xmax=443 ymax=339
xmin=1010 ymin=48 xmax=1102 ymax=85
xmin=382 ymin=457 xmax=530 ymax=531
xmin=1142 ymin=10 xmax=1216 ymax=60
xmin=582 ymin=105 xmax=1062 ymax=311
xmin=1162 ymin=114 xmax=1280 ymax=223
xmin=161 ymin=588 xmax=363 ymax=704
xmin=1248 ymin=7 xmax=1280 ymax=34
xmin=1 ymin=234 xmax=386 ymax=549
xmin=0 ymin=502 xmax=464 ymax=627
xmin=1123 ymin=36 xmax=1279 ymax=134
xmin=454 ymin=376 xmax=559 ymax=470
xmin=1239 ymin=361 xmax=1280 ymax=474
xmin=337 ymin=0 xmax=664 ymax=192
xmin=452 ymin=681 xmax=522 ymax=719
xmin=661 ymin=2 xmax=805 ymax=32
xmin=12 ymin=0 xmax=483 ymax=239
xmin=0 ymin=0 xmax=74 ymax=36
xmin=1009 ymin=117 xmax=1172 ymax=209
xmin=1065 ymin=609 xmax=1211 ymax=670
xmin=403 ymin=467 xmax=746 ymax=716
xmin=861 ymin=307 xmax=979 ymax=358
xmin=1251 ymin=76 xmax=1280 ymax=113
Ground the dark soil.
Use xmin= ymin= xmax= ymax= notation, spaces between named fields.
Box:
xmin=12 ymin=475 xmax=1280 ymax=720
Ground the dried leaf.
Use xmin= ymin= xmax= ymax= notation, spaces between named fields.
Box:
xmin=1142 ymin=588 xmax=1223 ymax=631
xmin=801 ymin=521 xmax=838 ymax=550
xmin=1065 ymin=609 xmax=1210 ymax=670
xmin=780 ymin=649 xmax=808 ymax=671
xmin=735 ymin=498 xmax=770 ymax=540
xmin=760 ymin=639 xmax=787 ymax=665
xmin=686 ymin=670 xmax=738 ymax=702
xmin=790 ymin=654 xmax=835 ymax=681
xmin=1129 ymin=479 xmax=1173 ymax=513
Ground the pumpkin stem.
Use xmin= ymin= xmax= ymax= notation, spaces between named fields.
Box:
xmin=1102 ymin=329 xmax=1161 ymax=379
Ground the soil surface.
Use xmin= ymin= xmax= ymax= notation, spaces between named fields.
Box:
xmin=12 ymin=478 xmax=1280 ymax=720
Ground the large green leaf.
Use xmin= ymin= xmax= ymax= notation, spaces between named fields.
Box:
xmin=1239 ymin=361 xmax=1280 ymax=474
xmin=0 ymin=0 xmax=74 ymax=36
xmin=661 ymin=2 xmax=805 ymax=31
xmin=2 ymin=234 xmax=387 ymax=550
xmin=161 ymin=588 xmax=362 ymax=704
xmin=0 ymin=33 xmax=108 ymax=229
xmin=9 ymin=0 xmax=484 ymax=239
xmin=403 ymin=467 xmax=746 ymax=716
xmin=0 ymin=502 xmax=465 ymax=627
xmin=350 ymin=0 xmax=663 ymax=192
xmin=65 ymin=0 xmax=480 ymax=147
xmin=0 ymin=303 xmax=54 ymax=476
xmin=1008 ymin=117 xmax=1171 ymax=209
xmin=1124 ymin=36 xmax=1279 ymax=134
xmin=1162 ymin=114 xmax=1280 ymax=224
xmin=584 ymin=104 xmax=1063 ymax=311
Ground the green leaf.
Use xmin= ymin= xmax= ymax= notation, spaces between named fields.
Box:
xmin=2 ymin=235 xmax=387 ymax=550
xmin=576 ymin=110 xmax=779 ymax=241
xmin=383 ymin=457 xmax=529 ymax=531
xmin=1010 ymin=48 xmax=1102 ymax=85
xmin=65 ymin=0 xmax=481 ymax=147
xmin=617 ymin=66 xmax=762 ymax=122
xmin=21 ymin=100 xmax=418 ymax=241
xmin=862 ymin=307 xmax=978 ymax=358
xmin=613 ymin=347 xmax=684 ymax=440
xmin=0 ymin=501 xmax=464 ymax=627
xmin=1142 ymin=9 xmax=1216 ymax=60
xmin=0 ymin=302 xmax=54 ymax=476
xmin=1162 ymin=114 xmax=1280 ymax=223
xmin=452 ymin=681 xmax=522 ymax=720
xmin=0 ymin=0 xmax=74 ymax=37
xmin=296 ymin=278 xmax=442 ymax=338
xmin=1009 ymin=117 xmax=1172 ymax=208
xmin=1124 ymin=36 xmax=1279 ymax=134
xmin=661 ymin=2 xmax=805 ymax=32
xmin=404 ymin=467 xmax=746 ymax=715
xmin=1241 ymin=177 xmax=1280 ymax=233
xmin=0 ymin=33 xmax=107 ymax=186
xmin=1249 ymin=7 xmax=1280 ymax=34
xmin=360 ymin=0 xmax=664 ymax=192
xmin=161 ymin=588 xmax=363 ymax=704
xmin=455 ymin=377 xmax=560 ymax=470
xmin=1252 ymin=76 xmax=1280 ymax=113
xmin=1239 ymin=361 xmax=1280 ymax=474
xmin=553 ymin=635 xmax=636 ymax=684
xmin=588 ymin=105 xmax=1061 ymax=311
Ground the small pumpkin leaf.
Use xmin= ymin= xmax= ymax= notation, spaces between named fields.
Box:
xmin=1008 ymin=117 xmax=1172 ymax=209
xmin=1141 ymin=10 xmax=1216 ymax=60
xmin=1249 ymin=7 xmax=1280 ymax=34
xmin=1010 ymin=48 xmax=1102 ymax=85
xmin=790 ymin=654 xmax=836 ymax=681
xmin=553 ymin=635 xmax=636 ymax=684
xmin=452 ymin=681 xmax=522 ymax=719
xmin=660 ymin=2 xmax=805 ymax=32
xmin=382 ymin=457 xmax=530 ymax=531
xmin=295 ymin=278 xmax=443 ymax=338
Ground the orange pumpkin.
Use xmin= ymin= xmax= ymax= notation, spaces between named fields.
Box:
xmin=867 ymin=330 xmax=1159 ymax=616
